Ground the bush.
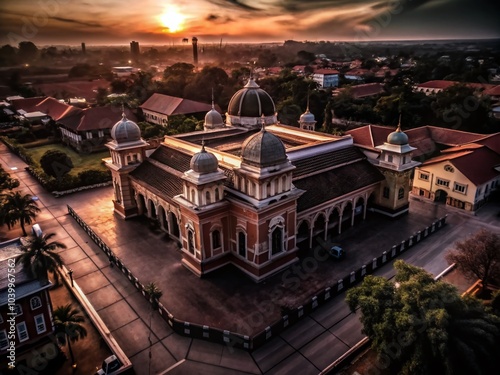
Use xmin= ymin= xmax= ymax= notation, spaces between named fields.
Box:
xmin=40 ymin=149 xmax=73 ymax=178
xmin=78 ymin=169 xmax=111 ymax=185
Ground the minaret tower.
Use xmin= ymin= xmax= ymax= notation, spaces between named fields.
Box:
xmin=105 ymin=109 xmax=148 ymax=218
xmin=299 ymin=95 xmax=317 ymax=131
xmin=374 ymin=116 xmax=421 ymax=216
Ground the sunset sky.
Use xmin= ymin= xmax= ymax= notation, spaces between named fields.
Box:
xmin=1 ymin=0 xmax=499 ymax=46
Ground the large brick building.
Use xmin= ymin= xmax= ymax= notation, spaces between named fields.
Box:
xmin=105 ymin=79 xmax=418 ymax=282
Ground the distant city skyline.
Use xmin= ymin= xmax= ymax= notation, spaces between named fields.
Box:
xmin=1 ymin=0 xmax=499 ymax=47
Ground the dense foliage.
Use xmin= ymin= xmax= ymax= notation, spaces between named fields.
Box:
xmin=346 ymin=260 xmax=500 ymax=375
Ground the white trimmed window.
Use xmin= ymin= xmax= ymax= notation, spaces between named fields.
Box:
xmin=436 ymin=178 xmax=450 ymax=188
xmin=0 ymin=330 xmax=8 ymax=350
xmin=34 ymin=314 xmax=46 ymax=334
xmin=17 ymin=322 xmax=29 ymax=342
xmin=454 ymin=182 xmax=467 ymax=194
xmin=30 ymin=296 xmax=42 ymax=310
xmin=419 ymin=172 xmax=429 ymax=181
xmin=14 ymin=304 xmax=23 ymax=316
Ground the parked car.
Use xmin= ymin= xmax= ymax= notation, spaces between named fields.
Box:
xmin=328 ymin=245 xmax=345 ymax=259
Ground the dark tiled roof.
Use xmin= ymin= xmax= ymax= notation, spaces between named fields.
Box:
xmin=295 ymin=160 xmax=384 ymax=212
xmin=292 ymin=147 xmax=364 ymax=179
xmin=130 ymin=160 xmax=183 ymax=199
xmin=148 ymin=144 xmax=192 ymax=172
xmin=423 ymin=146 xmax=500 ymax=186
xmin=0 ymin=257 xmax=51 ymax=305
xmin=9 ymin=97 xmax=46 ymax=112
xmin=58 ymin=106 xmax=137 ymax=132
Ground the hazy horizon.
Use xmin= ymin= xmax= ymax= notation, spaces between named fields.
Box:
xmin=1 ymin=0 xmax=499 ymax=47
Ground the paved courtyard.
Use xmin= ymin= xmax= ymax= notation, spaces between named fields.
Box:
xmin=3 ymin=141 xmax=500 ymax=374
xmin=62 ymin=185 xmax=449 ymax=336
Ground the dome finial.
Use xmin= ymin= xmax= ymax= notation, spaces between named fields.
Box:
xmin=211 ymin=88 xmax=215 ymax=109
xmin=201 ymin=139 xmax=206 ymax=152
xmin=260 ymin=113 xmax=266 ymax=132
xmin=306 ymin=91 xmax=310 ymax=113
xmin=121 ymin=103 xmax=126 ymax=119
xmin=396 ymin=113 xmax=402 ymax=131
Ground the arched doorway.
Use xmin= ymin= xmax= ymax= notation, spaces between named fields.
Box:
xmin=328 ymin=208 xmax=340 ymax=238
xmin=354 ymin=197 xmax=365 ymax=224
xmin=137 ymin=194 xmax=146 ymax=216
xmin=147 ymin=199 xmax=157 ymax=219
xmin=435 ymin=189 xmax=448 ymax=203
xmin=170 ymin=213 xmax=180 ymax=238
xmin=313 ymin=213 xmax=326 ymax=240
xmin=158 ymin=206 xmax=169 ymax=232
xmin=342 ymin=201 xmax=353 ymax=230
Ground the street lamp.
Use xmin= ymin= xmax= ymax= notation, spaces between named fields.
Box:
xmin=68 ymin=269 xmax=74 ymax=287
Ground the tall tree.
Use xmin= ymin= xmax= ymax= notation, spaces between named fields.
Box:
xmin=346 ymin=260 xmax=500 ymax=375
xmin=53 ymin=304 xmax=88 ymax=367
xmin=0 ymin=191 xmax=40 ymax=236
xmin=144 ymin=282 xmax=162 ymax=375
xmin=446 ymin=229 xmax=500 ymax=292
xmin=16 ymin=232 xmax=66 ymax=282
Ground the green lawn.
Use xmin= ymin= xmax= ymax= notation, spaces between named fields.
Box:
xmin=25 ymin=143 xmax=109 ymax=175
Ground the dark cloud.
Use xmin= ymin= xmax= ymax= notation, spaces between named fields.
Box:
xmin=206 ymin=0 xmax=262 ymax=11
xmin=51 ymin=17 xmax=103 ymax=28
xmin=206 ymin=13 xmax=235 ymax=24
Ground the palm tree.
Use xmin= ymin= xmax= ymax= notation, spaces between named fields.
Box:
xmin=53 ymin=304 xmax=88 ymax=368
xmin=1 ymin=191 xmax=40 ymax=236
xmin=16 ymin=232 xmax=66 ymax=283
xmin=144 ymin=282 xmax=162 ymax=375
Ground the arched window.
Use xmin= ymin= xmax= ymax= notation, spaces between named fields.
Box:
xmin=215 ymin=188 xmax=220 ymax=201
xmin=188 ymin=230 xmax=195 ymax=254
xmin=387 ymin=155 xmax=393 ymax=163
xmin=30 ymin=296 xmax=42 ymax=310
xmin=206 ymin=191 xmax=211 ymax=204
xmin=212 ymin=230 xmax=221 ymax=249
xmin=238 ymin=232 xmax=246 ymax=258
xmin=271 ymin=227 xmax=283 ymax=255
xmin=383 ymin=187 xmax=390 ymax=199
xmin=398 ymin=187 xmax=405 ymax=200
xmin=191 ymin=189 xmax=196 ymax=203
xmin=266 ymin=182 xmax=272 ymax=197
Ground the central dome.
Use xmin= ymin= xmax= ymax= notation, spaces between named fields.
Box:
xmin=227 ymin=78 xmax=276 ymax=118
xmin=110 ymin=113 xmax=141 ymax=144
xmin=241 ymin=128 xmax=287 ymax=168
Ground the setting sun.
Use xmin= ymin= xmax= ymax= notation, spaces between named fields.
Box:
xmin=160 ymin=7 xmax=186 ymax=33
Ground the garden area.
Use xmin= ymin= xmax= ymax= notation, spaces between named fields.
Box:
xmin=25 ymin=143 xmax=109 ymax=175
xmin=1 ymin=137 xmax=111 ymax=193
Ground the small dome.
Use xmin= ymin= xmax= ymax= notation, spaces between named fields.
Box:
xmin=241 ymin=128 xmax=287 ymax=168
xmin=111 ymin=113 xmax=141 ymax=143
xmin=300 ymin=109 xmax=315 ymax=123
xmin=190 ymin=144 xmax=218 ymax=173
xmin=387 ymin=125 xmax=408 ymax=145
xmin=204 ymin=108 xmax=224 ymax=128
xmin=228 ymin=78 xmax=276 ymax=118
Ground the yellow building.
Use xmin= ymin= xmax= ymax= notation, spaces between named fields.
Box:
xmin=412 ymin=144 xmax=500 ymax=211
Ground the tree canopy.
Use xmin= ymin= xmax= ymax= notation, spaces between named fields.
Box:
xmin=446 ymin=229 xmax=500 ymax=291
xmin=346 ymin=260 xmax=500 ymax=375
xmin=40 ymin=149 xmax=73 ymax=179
